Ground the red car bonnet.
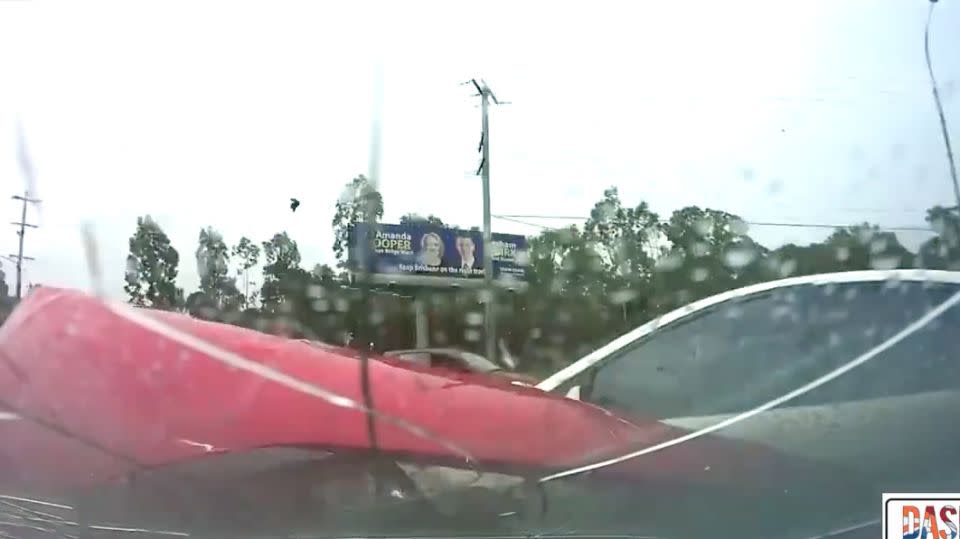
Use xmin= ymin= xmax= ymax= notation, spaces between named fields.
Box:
xmin=0 ymin=287 xmax=810 ymax=491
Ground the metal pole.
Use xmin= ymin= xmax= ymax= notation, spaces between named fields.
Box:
xmin=414 ymin=297 xmax=429 ymax=348
xmin=15 ymin=196 xmax=26 ymax=299
xmin=480 ymin=90 xmax=496 ymax=363
xmin=11 ymin=193 xmax=39 ymax=299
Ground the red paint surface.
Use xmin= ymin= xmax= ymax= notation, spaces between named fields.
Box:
xmin=0 ymin=287 xmax=811 ymax=491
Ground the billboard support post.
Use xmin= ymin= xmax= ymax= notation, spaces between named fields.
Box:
xmin=413 ymin=297 xmax=429 ymax=348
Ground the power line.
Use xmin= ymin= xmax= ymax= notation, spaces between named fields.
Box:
xmin=11 ymin=192 xmax=40 ymax=299
xmin=492 ymin=214 xmax=934 ymax=233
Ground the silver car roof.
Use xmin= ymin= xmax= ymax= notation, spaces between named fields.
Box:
xmin=536 ymin=269 xmax=960 ymax=391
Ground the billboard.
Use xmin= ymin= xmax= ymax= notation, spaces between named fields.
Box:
xmin=351 ymin=223 xmax=528 ymax=285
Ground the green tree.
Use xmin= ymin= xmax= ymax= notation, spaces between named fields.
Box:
xmin=188 ymin=227 xmax=242 ymax=316
xmin=232 ymin=236 xmax=261 ymax=306
xmin=518 ymin=224 xmax=611 ymax=373
xmin=0 ymin=263 xmax=8 ymax=298
xmin=332 ymin=175 xmax=384 ymax=270
xmin=260 ymin=232 xmax=307 ymax=311
xmin=399 ymin=213 xmax=446 ymax=226
xmin=584 ymin=187 xmax=664 ymax=325
xmin=311 ymin=263 xmax=338 ymax=282
xmin=124 ymin=215 xmax=183 ymax=309
xmin=918 ymin=206 xmax=960 ymax=269
xmin=652 ymin=206 xmax=764 ymax=310
xmin=769 ymin=223 xmax=915 ymax=278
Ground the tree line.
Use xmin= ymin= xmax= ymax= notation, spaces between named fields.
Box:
xmin=123 ymin=175 xmax=960 ymax=375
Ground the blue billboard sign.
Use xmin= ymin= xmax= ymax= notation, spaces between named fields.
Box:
xmin=351 ymin=223 xmax=528 ymax=283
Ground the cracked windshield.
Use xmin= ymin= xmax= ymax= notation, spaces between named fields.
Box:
xmin=2 ymin=1 xmax=960 ymax=538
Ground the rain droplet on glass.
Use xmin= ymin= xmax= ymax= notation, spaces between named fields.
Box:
xmin=869 ymin=238 xmax=888 ymax=255
xmin=779 ymin=259 xmax=798 ymax=277
xmin=465 ymin=312 xmax=484 ymax=326
xmin=835 ymin=246 xmax=850 ymax=262
xmin=723 ymin=244 xmax=757 ymax=269
xmin=690 ymin=267 xmax=709 ymax=282
xmin=476 ymin=289 xmax=493 ymax=304
xmin=693 ymin=218 xmax=713 ymax=237
xmin=610 ymin=289 xmax=638 ymax=305
xmin=870 ymin=255 xmax=900 ymax=270
xmin=655 ymin=252 xmax=684 ymax=272
xmin=730 ymin=219 xmax=750 ymax=235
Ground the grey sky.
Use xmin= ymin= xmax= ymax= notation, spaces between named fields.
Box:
xmin=1 ymin=0 xmax=958 ymax=299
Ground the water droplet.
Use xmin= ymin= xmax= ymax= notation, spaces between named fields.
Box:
xmin=723 ymin=245 xmax=757 ymax=269
xmin=883 ymin=275 xmax=903 ymax=290
xmin=465 ymin=312 xmax=484 ymax=326
xmin=690 ymin=242 xmax=710 ymax=257
xmin=312 ymin=299 xmax=330 ymax=312
xmin=368 ymin=310 xmax=384 ymax=325
xmin=870 ymin=255 xmax=900 ymax=270
xmin=724 ymin=305 xmax=744 ymax=319
xmin=125 ymin=257 xmax=138 ymax=281
xmin=529 ymin=327 xmax=542 ymax=339
xmin=693 ymin=218 xmax=713 ymax=237
xmin=655 ymin=252 xmax=684 ymax=272
xmin=767 ymin=178 xmax=784 ymax=194
xmin=779 ymin=259 xmax=797 ymax=277
xmin=610 ymin=289 xmax=638 ymax=305
xmin=869 ymin=238 xmax=888 ymax=255
xmin=825 ymin=309 xmax=849 ymax=322
xmin=464 ymin=329 xmax=481 ymax=342
xmin=828 ymin=332 xmax=842 ymax=347
xmin=690 ymin=267 xmax=709 ymax=282
xmin=730 ymin=219 xmax=749 ymax=235
xmin=334 ymin=298 xmax=350 ymax=312
xmin=65 ymin=323 xmax=78 ymax=336
xmin=890 ymin=143 xmax=906 ymax=161
xmin=307 ymin=285 xmax=325 ymax=298
xmin=835 ymin=246 xmax=850 ymax=262
xmin=771 ymin=304 xmax=794 ymax=320
xmin=515 ymin=250 xmax=530 ymax=266
xmin=476 ymin=289 xmax=493 ymax=304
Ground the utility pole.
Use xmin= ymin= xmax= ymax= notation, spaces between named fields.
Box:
xmin=11 ymin=192 xmax=40 ymax=299
xmin=467 ymin=78 xmax=507 ymax=363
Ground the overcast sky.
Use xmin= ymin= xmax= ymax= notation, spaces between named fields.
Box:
xmin=0 ymin=0 xmax=958 ymax=299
